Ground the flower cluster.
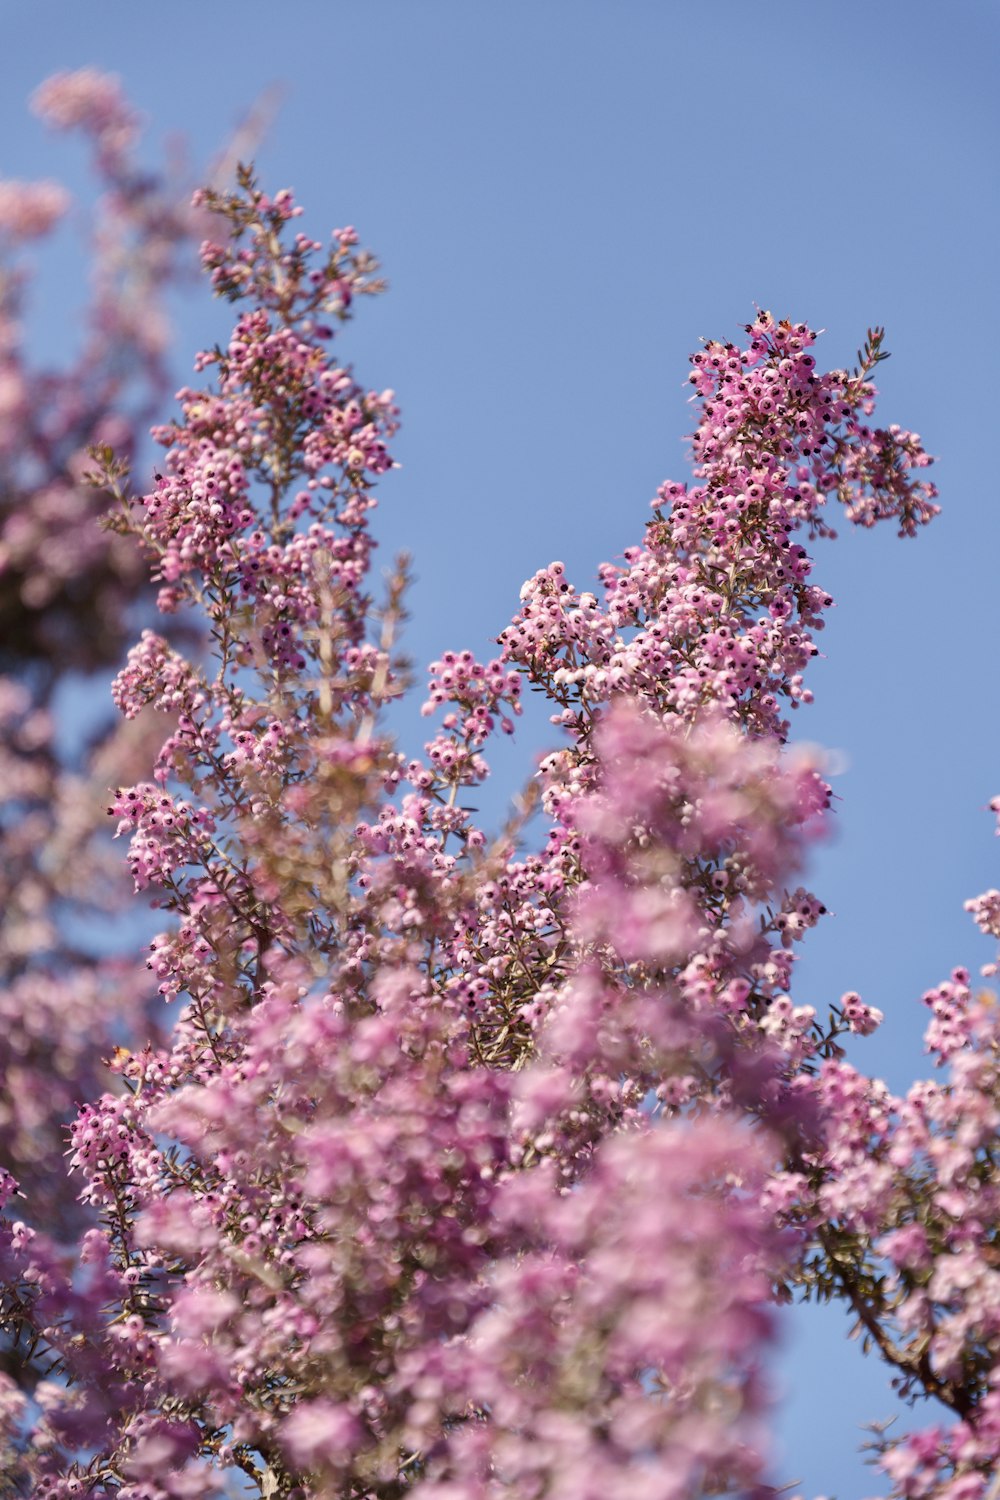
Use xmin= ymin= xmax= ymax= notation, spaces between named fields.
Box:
xmin=497 ymin=318 xmax=936 ymax=758
xmin=108 ymin=783 xmax=217 ymax=892
xmin=32 ymin=69 xmax=139 ymax=173
xmin=0 ymin=179 xmax=70 ymax=243
xmin=769 ymin=977 xmax=1000 ymax=1497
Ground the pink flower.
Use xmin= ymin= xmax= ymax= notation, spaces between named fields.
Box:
xmin=281 ymin=1399 xmax=361 ymax=1470
xmin=0 ymin=180 xmax=69 ymax=242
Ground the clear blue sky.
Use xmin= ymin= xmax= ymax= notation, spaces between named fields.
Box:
xmin=5 ymin=4 xmax=999 ymax=1494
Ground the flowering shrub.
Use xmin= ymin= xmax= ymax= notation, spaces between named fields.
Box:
xmin=0 ymin=82 xmax=997 ymax=1500
xmin=0 ymin=69 xmax=228 ymax=1246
